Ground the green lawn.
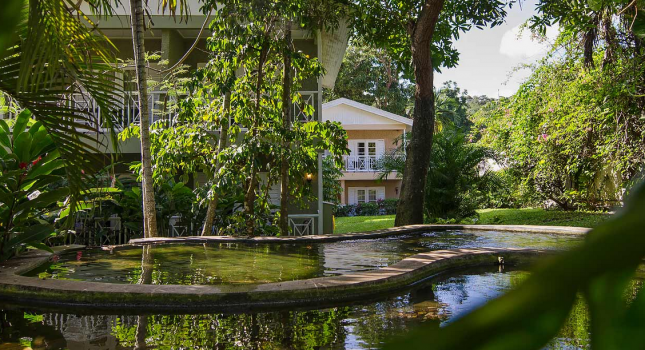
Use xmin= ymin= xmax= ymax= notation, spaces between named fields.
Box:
xmin=334 ymin=215 xmax=396 ymax=234
xmin=334 ymin=208 xmax=611 ymax=234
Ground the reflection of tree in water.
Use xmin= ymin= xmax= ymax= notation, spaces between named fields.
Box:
xmin=135 ymin=245 xmax=153 ymax=349
xmin=347 ymin=285 xmax=444 ymax=349
xmin=110 ymin=308 xmax=353 ymax=349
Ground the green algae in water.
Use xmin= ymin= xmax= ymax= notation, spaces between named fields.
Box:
xmin=25 ymin=230 xmax=583 ymax=284
xmin=25 ymin=243 xmax=324 ymax=285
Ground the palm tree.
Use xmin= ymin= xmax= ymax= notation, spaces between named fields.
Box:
xmin=0 ymin=0 xmax=123 ymax=194
xmin=1 ymin=0 xmax=194 ymax=239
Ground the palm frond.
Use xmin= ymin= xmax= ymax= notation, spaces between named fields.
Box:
xmin=0 ymin=0 xmax=123 ymax=194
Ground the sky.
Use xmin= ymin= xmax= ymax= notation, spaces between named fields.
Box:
xmin=434 ymin=0 xmax=558 ymax=98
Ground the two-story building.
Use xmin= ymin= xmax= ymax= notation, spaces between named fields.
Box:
xmin=322 ymin=98 xmax=412 ymax=206
xmin=0 ymin=2 xmax=351 ymax=236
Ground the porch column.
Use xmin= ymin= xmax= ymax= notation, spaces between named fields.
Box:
xmin=402 ymin=128 xmax=407 ymax=155
xmin=340 ymin=180 xmax=346 ymax=205
xmin=161 ymin=29 xmax=184 ymax=66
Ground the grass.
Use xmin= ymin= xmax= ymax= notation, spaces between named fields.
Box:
xmin=334 ymin=215 xmax=395 ymax=234
xmin=334 ymin=208 xmax=611 ymax=234
xmin=476 ymin=208 xmax=611 ymax=228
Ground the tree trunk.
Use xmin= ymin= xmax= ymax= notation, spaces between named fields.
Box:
xmin=134 ymin=245 xmax=153 ymax=349
xmin=279 ymin=24 xmax=292 ymax=236
xmin=201 ymin=93 xmax=231 ymax=236
xmin=130 ymin=0 xmax=158 ymax=238
xmin=395 ymin=0 xmax=445 ymax=226
xmin=243 ymin=43 xmax=269 ymax=236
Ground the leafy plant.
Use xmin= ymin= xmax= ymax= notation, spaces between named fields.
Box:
xmin=0 ymin=0 xmax=124 ymax=193
xmin=0 ymin=111 xmax=69 ymax=260
xmin=323 ymin=156 xmax=344 ymax=205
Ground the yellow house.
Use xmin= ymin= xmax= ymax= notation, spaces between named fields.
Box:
xmin=322 ymin=98 xmax=413 ymax=206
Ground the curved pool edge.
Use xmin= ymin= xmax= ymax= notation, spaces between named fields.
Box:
xmin=127 ymin=224 xmax=589 ymax=246
xmin=0 ymin=246 xmax=550 ymax=312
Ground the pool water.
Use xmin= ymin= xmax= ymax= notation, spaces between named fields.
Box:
xmin=4 ymin=265 xmax=632 ymax=350
xmin=25 ymin=230 xmax=582 ymax=285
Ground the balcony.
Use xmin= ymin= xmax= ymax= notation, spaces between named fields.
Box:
xmin=341 ymin=148 xmax=403 ymax=173
xmin=343 ymin=155 xmax=380 ymax=172
xmin=1 ymin=90 xmax=319 ymax=130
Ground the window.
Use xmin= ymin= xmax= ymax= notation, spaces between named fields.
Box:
xmin=368 ymin=189 xmax=377 ymax=202
xmin=368 ymin=142 xmax=376 ymax=156
xmin=357 ymin=189 xmax=366 ymax=203
xmin=357 ymin=142 xmax=366 ymax=156
xmin=349 ymin=187 xmax=386 ymax=205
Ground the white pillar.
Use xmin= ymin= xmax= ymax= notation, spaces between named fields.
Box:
xmin=340 ymin=180 xmax=346 ymax=205
xmin=317 ymin=29 xmax=324 ymax=236
xmin=402 ymin=128 xmax=407 ymax=154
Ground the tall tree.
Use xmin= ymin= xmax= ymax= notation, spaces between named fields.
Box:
xmin=127 ymin=0 xmax=194 ymax=238
xmin=325 ymin=42 xmax=414 ymax=116
xmin=352 ymin=0 xmax=514 ymax=225
xmin=278 ymin=22 xmax=293 ymax=236
xmin=129 ymin=0 xmax=158 ymax=237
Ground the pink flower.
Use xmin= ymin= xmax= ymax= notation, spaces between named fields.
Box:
xmin=548 ymin=108 xmax=554 ymax=113
xmin=76 ymin=251 xmax=83 ymax=261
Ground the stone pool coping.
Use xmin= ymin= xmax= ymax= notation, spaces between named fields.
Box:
xmin=128 ymin=224 xmax=589 ymax=246
xmin=0 ymin=245 xmax=549 ymax=312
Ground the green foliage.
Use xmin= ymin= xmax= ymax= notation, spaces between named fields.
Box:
xmin=424 ymin=128 xmax=495 ymax=222
xmin=0 ymin=0 xmax=124 ymax=192
xmin=473 ymin=49 xmax=645 ymax=210
xmin=435 ymin=81 xmax=472 ymax=132
xmin=0 ymin=111 xmax=68 ymax=260
xmin=324 ymin=41 xmax=414 ymax=116
xmin=350 ymin=0 xmax=515 ymax=76
xmin=322 ymin=156 xmax=343 ymax=205
xmin=385 ymin=180 xmax=645 ymax=350
xmin=529 ymin=0 xmax=645 ymax=67
xmin=119 ymin=1 xmax=349 ymax=235
xmin=335 ymin=199 xmax=399 ymax=217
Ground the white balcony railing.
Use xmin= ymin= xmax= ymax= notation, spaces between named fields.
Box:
xmin=65 ymin=91 xmax=180 ymax=130
xmin=2 ymin=90 xmax=319 ymax=130
xmin=343 ymin=155 xmax=381 ymax=172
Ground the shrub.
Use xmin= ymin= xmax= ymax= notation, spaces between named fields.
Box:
xmin=379 ymin=198 xmax=398 ymax=215
xmin=334 ymin=200 xmax=399 ymax=217
xmin=1 ymin=111 xmax=69 ymax=261
xmin=358 ymin=202 xmax=379 ymax=216
xmin=424 ymin=127 xmax=491 ymax=222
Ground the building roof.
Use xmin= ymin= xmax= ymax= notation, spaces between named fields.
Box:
xmin=322 ymin=98 xmax=413 ymax=127
xmin=321 ymin=19 xmax=350 ymax=89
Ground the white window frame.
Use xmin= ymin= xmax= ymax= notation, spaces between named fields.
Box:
xmin=348 ymin=187 xmax=386 ymax=205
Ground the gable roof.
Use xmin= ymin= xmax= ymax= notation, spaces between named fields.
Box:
xmin=322 ymin=98 xmax=413 ymax=126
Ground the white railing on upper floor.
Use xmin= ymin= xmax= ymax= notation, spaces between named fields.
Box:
xmin=2 ymin=90 xmax=319 ymax=130
xmin=343 ymin=155 xmax=380 ymax=172
xmin=339 ymin=149 xmax=402 ymax=172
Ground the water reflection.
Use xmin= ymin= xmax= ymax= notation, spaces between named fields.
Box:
xmin=2 ymin=265 xmax=621 ymax=350
xmin=26 ymin=230 xmax=582 ymax=285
